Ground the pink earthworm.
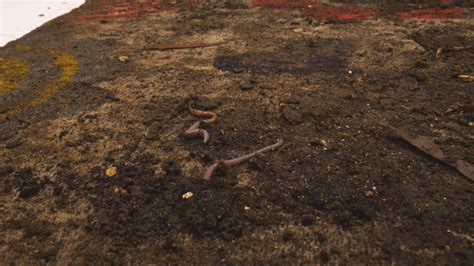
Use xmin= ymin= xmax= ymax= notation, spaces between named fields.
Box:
xmin=203 ymin=140 xmax=284 ymax=180
xmin=184 ymin=121 xmax=209 ymax=144
xmin=188 ymin=102 xmax=217 ymax=127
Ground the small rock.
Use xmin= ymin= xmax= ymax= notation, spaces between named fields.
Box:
xmin=244 ymin=206 xmax=251 ymax=211
xmin=364 ymin=191 xmax=374 ymax=197
xmin=292 ymin=28 xmax=303 ymax=33
xmin=232 ymin=67 xmax=245 ymax=74
xmin=319 ymin=139 xmax=329 ymax=148
xmin=112 ymin=186 xmax=128 ymax=196
xmin=240 ymin=82 xmax=254 ymax=90
xmin=105 ymin=166 xmax=117 ymax=177
xmin=282 ymin=106 xmax=302 ymax=123
xmin=182 ymin=192 xmax=193 ymax=199
xmin=118 ymin=56 xmax=128 ymax=63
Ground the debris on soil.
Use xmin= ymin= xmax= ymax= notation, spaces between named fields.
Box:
xmin=436 ymin=45 xmax=473 ymax=58
xmin=458 ymin=75 xmax=474 ymax=82
xmin=182 ymin=192 xmax=194 ymax=199
xmin=111 ymin=186 xmax=128 ymax=196
xmin=364 ymin=191 xmax=374 ymax=197
xmin=144 ymin=41 xmax=229 ymax=51
xmin=203 ymin=140 xmax=283 ymax=180
xmin=240 ymin=82 xmax=254 ymax=90
xmin=105 ymin=166 xmax=117 ymax=177
xmin=118 ymin=55 xmax=128 ymax=62
xmin=455 ymin=160 xmax=474 ymax=182
xmin=395 ymin=129 xmax=445 ymax=161
xmin=281 ymin=106 xmax=302 ymax=124
xmin=445 ymin=102 xmax=474 ymax=114
xmin=394 ymin=128 xmax=473 ymax=181
xmin=319 ymin=139 xmax=329 ymax=150
xmin=292 ymin=28 xmax=303 ymax=33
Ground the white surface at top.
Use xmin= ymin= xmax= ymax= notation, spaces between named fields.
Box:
xmin=0 ymin=0 xmax=85 ymax=47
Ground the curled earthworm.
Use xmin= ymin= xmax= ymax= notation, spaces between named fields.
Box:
xmin=184 ymin=121 xmax=209 ymax=144
xmin=188 ymin=102 xmax=217 ymax=127
xmin=203 ymin=140 xmax=284 ymax=180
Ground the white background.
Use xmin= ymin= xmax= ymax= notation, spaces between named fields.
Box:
xmin=0 ymin=0 xmax=85 ymax=46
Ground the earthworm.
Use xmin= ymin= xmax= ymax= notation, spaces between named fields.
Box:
xmin=203 ymin=140 xmax=284 ymax=180
xmin=184 ymin=121 xmax=209 ymax=144
xmin=188 ymin=102 xmax=217 ymax=127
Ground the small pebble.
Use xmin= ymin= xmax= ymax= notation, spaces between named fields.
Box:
xmin=240 ymin=82 xmax=254 ymax=90
xmin=232 ymin=67 xmax=245 ymax=74
xmin=106 ymin=166 xmax=117 ymax=177
xmin=319 ymin=140 xmax=329 ymax=148
xmin=182 ymin=192 xmax=193 ymax=199
xmin=118 ymin=56 xmax=128 ymax=62
xmin=113 ymin=187 xmax=128 ymax=196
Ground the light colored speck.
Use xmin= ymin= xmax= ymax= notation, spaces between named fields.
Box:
xmin=182 ymin=192 xmax=193 ymax=199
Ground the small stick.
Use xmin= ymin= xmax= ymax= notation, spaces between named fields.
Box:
xmin=188 ymin=102 xmax=217 ymax=127
xmin=184 ymin=121 xmax=209 ymax=144
xmin=144 ymin=41 xmax=228 ymax=51
xmin=436 ymin=45 xmax=473 ymax=58
xmin=203 ymin=140 xmax=284 ymax=180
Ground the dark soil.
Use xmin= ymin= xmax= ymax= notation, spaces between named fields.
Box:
xmin=0 ymin=0 xmax=473 ymax=264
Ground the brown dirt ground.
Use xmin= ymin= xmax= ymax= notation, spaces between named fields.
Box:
xmin=0 ymin=1 xmax=473 ymax=264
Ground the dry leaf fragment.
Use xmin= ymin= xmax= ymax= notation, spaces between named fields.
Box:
xmin=395 ymin=129 xmax=445 ymax=161
xmin=394 ymin=128 xmax=473 ymax=181
xmin=455 ymin=160 xmax=474 ymax=182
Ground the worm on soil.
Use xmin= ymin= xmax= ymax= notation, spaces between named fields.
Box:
xmin=203 ymin=140 xmax=284 ymax=180
xmin=184 ymin=121 xmax=209 ymax=144
xmin=188 ymin=102 xmax=217 ymax=127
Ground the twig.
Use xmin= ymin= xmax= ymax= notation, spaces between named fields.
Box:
xmin=144 ymin=41 xmax=228 ymax=51
xmin=436 ymin=45 xmax=473 ymax=58
xmin=203 ymin=140 xmax=284 ymax=180
xmin=184 ymin=121 xmax=209 ymax=144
